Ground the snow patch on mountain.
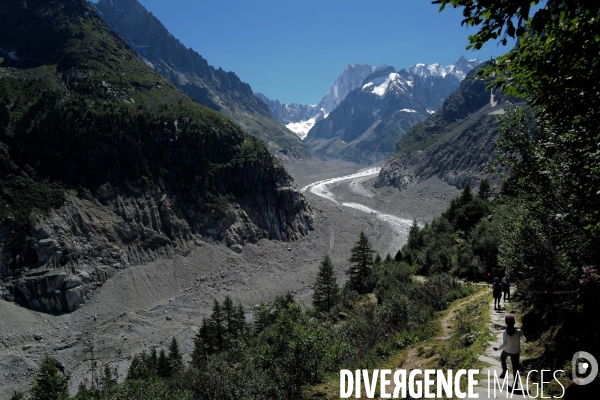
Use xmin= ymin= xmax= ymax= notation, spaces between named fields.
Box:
xmin=286 ymin=118 xmax=316 ymax=140
xmin=317 ymin=63 xmax=388 ymax=113
xmin=363 ymin=72 xmax=414 ymax=98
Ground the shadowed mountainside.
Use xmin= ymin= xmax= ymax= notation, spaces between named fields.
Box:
xmin=92 ymin=0 xmax=309 ymax=159
xmin=0 ymin=0 xmax=313 ymax=313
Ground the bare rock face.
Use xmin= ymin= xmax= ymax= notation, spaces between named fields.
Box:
xmin=376 ymin=66 xmax=521 ymax=190
xmin=1 ymin=177 xmax=313 ymax=312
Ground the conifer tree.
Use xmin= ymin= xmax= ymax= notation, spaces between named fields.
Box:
xmin=374 ymin=253 xmax=382 ymax=265
xmin=460 ymin=182 xmax=473 ymax=205
xmin=210 ymin=299 xmax=225 ymax=350
xmin=394 ymin=249 xmax=403 ymax=262
xmin=253 ymin=303 xmax=272 ymax=333
xmin=312 ymin=254 xmax=339 ymax=313
xmin=223 ymin=295 xmax=236 ymax=337
xmin=385 ymin=253 xmax=393 ymax=263
xmin=126 ymin=354 xmax=142 ymax=380
xmin=149 ymin=347 xmax=158 ymax=371
xmin=347 ymin=232 xmax=375 ymax=294
xmin=30 ymin=355 xmax=70 ymax=400
xmin=198 ymin=317 xmax=212 ymax=352
xmin=168 ymin=337 xmax=183 ymax=374
xmin=191 ymin=330 xmax=207 ymax=370
xmin=407 ymin=219 xmax=421 ymax=250
xmin=235 ymin=303 xmax=246 ymax=336
xmin=99 ymin=363 xmax=117 ymax=392
xmin=477 ymin=179 xmax=491 ymax=200
xmin=157 ymin=349 xmax=169 ymax=378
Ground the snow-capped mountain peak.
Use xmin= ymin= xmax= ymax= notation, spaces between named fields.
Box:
xmin=408 ymin=56 xmax=481 ymax=81
xmin=317 ymin=63 xmax=387 ymax=113
xmin=362 ymin=72 xmax=413 ymax=98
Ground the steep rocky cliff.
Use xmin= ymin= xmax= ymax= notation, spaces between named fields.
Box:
xmin=92 ymin=0 xmax=308 ymax=159
xmin=0 ymin=0 xmax=313 ymax=313
xmin=376 ymin=66 xmax=519 ymax=190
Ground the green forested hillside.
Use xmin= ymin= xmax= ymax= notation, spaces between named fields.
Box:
xmin=0 ymin=0 xmax=306 ymax=235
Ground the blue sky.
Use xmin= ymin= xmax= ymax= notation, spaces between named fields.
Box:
xmin=132 ymin=0 xmax=514 ymax=104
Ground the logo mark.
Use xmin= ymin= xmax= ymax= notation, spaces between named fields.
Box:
xmin=572 ymin=351 xmax=598 ymax=385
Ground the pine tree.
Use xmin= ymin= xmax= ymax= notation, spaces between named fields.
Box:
xmin=374 ymin=253 xmax=382 ymax=265
xmin=235 ymin=303 xmax=246 ymax=337
xmin=385 ymin=253 xmax=393 ymax=263
xmin=30 ymin=355 xmax=70 ymax=400
xmin=478 ymin=179 xmax=491 ymax=200
xmin=312 ymin=254 xmax=339 ymax=313
xmin=210 ymin=299 xmax=225 ymax=350
xmin=99 ymin=363 xmax=117 ymax=393
xmin=167 ymin=337 xmax=183 ymax=374
xmin=149 ymin=347 xmax=158 ymax=371
xmin=253 ymin=303 xmax=272 ymax=333
xmin=126 ymin=354 xmax=142 ymax=380
xmin=198 ymin=317 xmax=212 ymax=352
xmin=223 ymin=295 xmax=236 ymax=337
xmin=191 ymin=331 xmax=207 ymax=370
xmin=407 ymin=219 xmax=421 ymax=250
xmin=347 ymin=232 xmax=375 ymax=294
xmin=460 ymin=182 xmax=473 ymax=205
xmin=9 ymin=391 xmax=25 ymax=400
xmin=157 ymin=349 xmax=169 ymax=378
xmin=394 ymin=249 xmax=403 ymax=262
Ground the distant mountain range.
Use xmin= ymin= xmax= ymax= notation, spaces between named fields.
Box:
xmin=256 ymin=64 xmax=387 ymax=139
xmin=257 ymin=57 xmax=480 ymax=143
xmin=269 ymin=57 xmax=479 ymax=163
xmin=92 ymin=0 xmax=309 ymax=159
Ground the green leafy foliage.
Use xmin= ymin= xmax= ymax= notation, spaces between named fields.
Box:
xmin=400 ymin=183 xmax=510 ymax=279
xmin=435 ymin=0 xmax=600 ymax=368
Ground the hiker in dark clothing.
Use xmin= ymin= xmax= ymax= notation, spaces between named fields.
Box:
xmin=502 ymin=276 xmax=510 ymax=301
xmin=492 ymin=277 xmax=503 ymax=310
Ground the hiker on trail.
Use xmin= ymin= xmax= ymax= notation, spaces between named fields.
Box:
xmin=493 ymin=314 xmax=526 ymax=379
xmin=492 ymin=277 xmax=503 ymax=310
xmin=502 ymin=276 xmax=510 ymax=302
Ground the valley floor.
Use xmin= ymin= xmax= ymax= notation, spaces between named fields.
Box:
xmin=0 ymin=159 xmax=461 ymax=398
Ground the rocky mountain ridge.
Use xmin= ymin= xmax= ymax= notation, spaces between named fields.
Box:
xmin=258 ymin=58 xmax=480 ymax=141
xmin=92 ymin=0 xmax=309 ymax=159
xmin=303 ymin=58 xmax=481 ymax=163
xmin=0 ymin=0 xmax=313 ymax=313
xmin=256 ymin=64 xmax=384 ymax=139
xmin=376 ymin=65 xmax=519 ymax=190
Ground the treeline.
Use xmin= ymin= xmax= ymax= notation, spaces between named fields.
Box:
xmin=13 ymin=233 xmax=477 ymax=400
xmin=399 ymin=180 xmax=502 ymax=279
xmin=400 ymin=174 xmax=600 ymax=369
